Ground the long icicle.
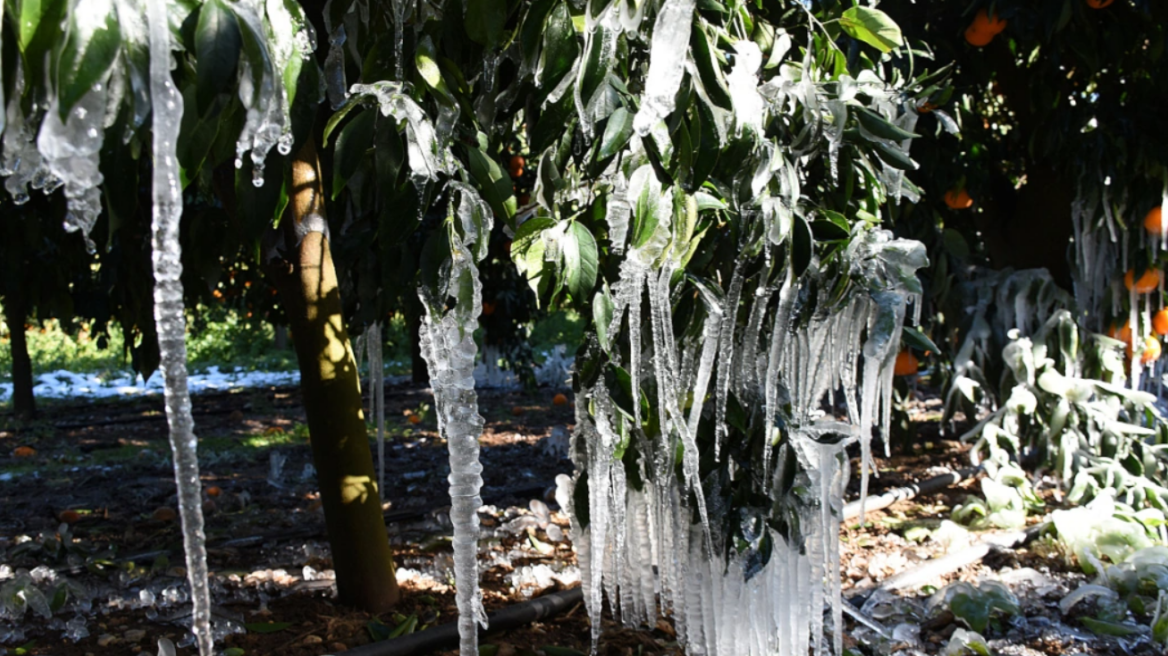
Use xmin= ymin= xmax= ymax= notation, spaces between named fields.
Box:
xmin=146 ymin=0 xmax=211 ymax=653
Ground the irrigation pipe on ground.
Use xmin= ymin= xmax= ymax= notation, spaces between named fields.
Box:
xmin=843 ymin=467 xmax=982 ymax=522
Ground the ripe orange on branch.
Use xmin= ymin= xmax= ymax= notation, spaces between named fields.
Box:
xmin=553 ymin=393 xmax=569 ymax=406
xmin=1141 ymin=337 xmax=1162 ymax=364
xmin=965 ymin=9 xmax=1006 ymax=47
xmin=1086 ymin=0 xmax=1114 ymax=8
xmin=1124 ymin=269 xmax=1161 ymax=294
xmin=1143 ymin=207 xmax=1165 ymax=235
xmin=894 ymin=350 xmax=919 ymax=376
xmin=944 ymin=188 xmax=974 ymax=209
xmin=1153 ymin=309 xmax=1168 ymax=336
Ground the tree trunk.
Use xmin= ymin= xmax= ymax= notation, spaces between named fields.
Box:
xmin=4 ymin=288 xmax=36 ymax=420
xmin=265 ymin=139 xmax=400 ymax=613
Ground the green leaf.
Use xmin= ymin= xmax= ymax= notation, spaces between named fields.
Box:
xmin=564 ymin=222 xmax=599 ymax=301
xmin=597 ymin=106 xmax=634 ymax=162
xmin=871 ymin=141 xmax=917 ymax=171
xmin=902 ymin=326 xmax=941 ymax=356
xmin=839 ymin=7 xmax=903 ymax=54
xmin=244 ymin=622 xmax=291 ymax=634
xmin=16 ymin=0 xmax=53 ymax=51
xmin=855 ymin=107 xmax=918 ymax=141
xmin=194 ymin=0 xmax=241 ymax=115
xmin=466 ymin=146 xmax=518 ymax=228
xmin=1080 ymin=617 xmax=1147 ymax=637
xmin=691 ymin=21 xmax=732 ymax=110
xmin=465 ymin=0 xmax=507 ymax=47
xmin=415 ymin=36 xmax=454 ymax=104
xmin=177 ymin=86 xmax=223 ymax=187
xmin=57 ymin=0 xmax=121 ymax=119
xmin=539 ymin=0 xmax=579 ymax=89
xmin=332 ymin=108 xmax=375 ymax=199
xmin=512 ymin=217 xmax=556 ymax=299
xmin=223 ymin=649 xmax=246 ymax=656
xmin=949 ymin=593 xmax=991 ymax=633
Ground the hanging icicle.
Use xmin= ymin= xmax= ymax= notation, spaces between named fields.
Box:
xmin=417 ymin=184 xmax=494 ymax=655
xmin=146 ymin=0 xmax=212 ymax=653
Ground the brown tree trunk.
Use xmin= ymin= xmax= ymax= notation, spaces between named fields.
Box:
xmin=4 ymin=288 xmax=36 ymax=420
xmin=264 ymin=139 xmax=399 ymax=612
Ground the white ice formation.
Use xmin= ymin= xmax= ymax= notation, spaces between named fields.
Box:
xmin=417 ymin=184 xmax=495 ymax=656
xmin=565 ymin=207 xmax=925 ymax=656
xmin=146 ymin=0 xmax=212 ymax=654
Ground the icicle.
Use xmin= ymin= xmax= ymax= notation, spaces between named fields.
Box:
xmin=417 ymin=186 xmax=493 ymax=656
xmin=632 ymin=0 xmax=696 ymax=136
xmin=366 ymin=322 xmax=385 ymax=495
xmin=714 ymin=262 xmax=746 ymax=458
xmin=36 ymin=82 xmax=108 ymax=249
xmin=323 ymin=22 xmax=349 ymax=109
xmin=727 ymin=40 xmax=766 ymax=138
xmin=146 ymin=1 xmax=211 ymax=653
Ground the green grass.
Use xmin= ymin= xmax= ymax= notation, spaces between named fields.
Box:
xmin=1 ymin=304 xmax=581 ymax=385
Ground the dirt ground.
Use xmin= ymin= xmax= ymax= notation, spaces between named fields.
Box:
xmin=0 ymin=385 xmax=1159 ymax=656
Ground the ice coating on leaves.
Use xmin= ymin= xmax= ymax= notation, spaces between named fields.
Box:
xmin=36 ymin=85 xmax=108 ymax=247
xmin=350 ymin=82 xmax=451 ymax=187
xmin=323 ymin=19 xmax=349 ymax=109
xmin=418 ymin=185 xmax=493 ymax=655
xmin=632 ymin=0 xmax=696 ymax=136
xmin=146 ymin=0 xmax=212 ymax=654
xmin=728 ymin=40 xmax=766 ymax=137
xmin=232 ymin=0 xmax=300 ymax=186
xmin=567 ymin=221 xmax=923 ymax=654
xmin=1 ymin=83 xmax=55 ymax=205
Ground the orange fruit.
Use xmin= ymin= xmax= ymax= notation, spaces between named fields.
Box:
xmin=1142 ymin=336 xmax=1162 ymax=364
xmin=1125 ymin=269 xmax=1162 ymax=294
xmin=152 ymin=507 xmax=177 ymax=522
xmin=917 ymin=102 xmax=937 ymax=113
xmin=58 ymin=510 xmax=81 ymax=524
xmin=1144 ymin=207 xmax=1165 ymax=235
xmin=964 ymin=26 xmax=994 ymax=47
xmin=511 ymin=406 xmax=525 ymax=417
xmin=893 ymin=350 xmax=919 ymax=376
xmin=482 ymin=302 xmax=496 ymax=317
xmin=944 ymin=188 xmax=974 ymax=209
xmin=13 ymin=446 xmax=36 ymax=458
xmin=1086 ymin=0 xmax=1114 ymax=8
xmin=1108 ymin=321 xmax=1133 ymax=345
xmin=508 ymin=155 xmax=525 ymax=179
xmin=971 ymin=8 xmax=1007 ymax=35
xmin=553 ymin=393 xmax=569 ymax=406
xmin=263 ymin=426 xmax=286 ymax=436
xmin=206 ymin=486 xmax=222 ymax=498
xmin=407 ymin=414 xmax=422 ymax=425
xmin=1154 ymin=309 xmax=1168 ymax=336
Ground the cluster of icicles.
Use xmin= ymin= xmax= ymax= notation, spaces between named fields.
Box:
xmin=560 ymin=228 xmax=921 ymax=655
xmin=1072 ymin=184 xmax=1168 ymax=395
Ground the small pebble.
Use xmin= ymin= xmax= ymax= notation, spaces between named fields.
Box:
xmin=124 ymin=629 xmax=146 ymax=643
xmin=96 ymin=634 xmax=117 ymax=647
xmin=330 ymin=643 xmax=347 ymax=651
xmin=303 ymin=635 xmax=323 ymax=645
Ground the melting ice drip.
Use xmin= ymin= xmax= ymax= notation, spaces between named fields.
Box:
xmin=565 ymin=225 xmax=924 ymax=655
xmin=146 ymin=1 xmax=212 ymax=654
xmin=366 ymin=321 xmax=387 ymax=495
xmin=417 ymin=184 xmax=495 ymax=655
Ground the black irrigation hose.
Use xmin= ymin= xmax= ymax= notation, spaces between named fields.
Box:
xmin=332 ymin=587 xmax=585 ymax=656
xmin=843 ymin=467 xmax=982 ymax=521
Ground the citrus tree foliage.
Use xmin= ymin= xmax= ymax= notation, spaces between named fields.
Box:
xmin=1 ymin=0 xmax=930 ymax=652
xmin=872 ymin=1 xmax=1168 ymax=515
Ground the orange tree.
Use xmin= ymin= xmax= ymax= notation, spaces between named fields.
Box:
xmin=0 ymin=0 xmax=941 ymax=653
xmin=876 ymin=1 xmax=1168 ymax=512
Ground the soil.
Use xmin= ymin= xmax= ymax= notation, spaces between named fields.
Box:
xmin=0 ymin=386 xmax=1160 ymax=656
